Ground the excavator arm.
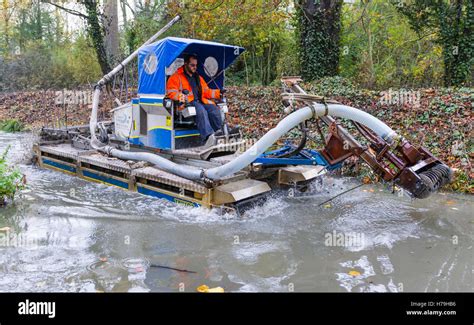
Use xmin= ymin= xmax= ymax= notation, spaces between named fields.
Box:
xmin=281 ymin=77 xmax=453 ymax=199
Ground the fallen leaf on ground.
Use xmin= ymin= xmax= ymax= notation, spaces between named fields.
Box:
xmin=197 ymin=285 xmax=225 ymax=293
xmin=348 ymin=270 xmax=361 ymax=277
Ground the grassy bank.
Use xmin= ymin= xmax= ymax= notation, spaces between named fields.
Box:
xmin=0 ymin=119 xmax=26 ymax=132
xmin=0 ymin=146 xmax=25 ymax=206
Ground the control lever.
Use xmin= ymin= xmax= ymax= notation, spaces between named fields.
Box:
xmin=179 ymin=89 xmax=196 ymax=119
xmin=181 ymin=89 xmax=190 ymax=106
xmin=218 ymin=88 xmax=230 ymax=139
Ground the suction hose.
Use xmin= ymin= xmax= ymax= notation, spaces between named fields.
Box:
xmin=99 ymin=103 xmax=397 ymax=181
xmin=101 ymin=145 xmax=204 ymax=180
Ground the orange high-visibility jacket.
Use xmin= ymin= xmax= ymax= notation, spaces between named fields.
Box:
xmin=166 ymin=66 xmax=221 ymax=108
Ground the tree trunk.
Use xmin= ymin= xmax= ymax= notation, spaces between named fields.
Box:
xmin=120 ymin=0 xmax=128 ymax=32
xmin=82 ymin=0 xmax=111 ymax=75
xmin=35 ymin=0 xmax=42 ymax=40
xmin=104 ymin=0 xmax=119 ymax=65
xmin=297 ymin=0 xmax=343 ymax=81
xmin=2 ymin=0 xmax=9 ymax=52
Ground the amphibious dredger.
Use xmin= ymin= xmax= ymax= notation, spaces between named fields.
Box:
xmin=34 ymin=16 xmax=453 ymax=214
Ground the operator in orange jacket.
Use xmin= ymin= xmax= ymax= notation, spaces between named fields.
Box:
xmin=166 ymin=53 xmax=223 ymax=146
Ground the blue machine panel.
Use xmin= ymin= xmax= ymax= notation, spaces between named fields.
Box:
xmin=137 ymin=185 xmax=201 ymax=207
xmin=42 ymin=159 xmax=76 ymax=173
xmin=82 ymin=170 xmax=129 ymax=189
xmin=138 ymin=37 xmax=244 ymax=96
xmin=175 ymin=129 xmax=200 ymax=138
xmin=147 ymin=128 xmax=172 ymax=149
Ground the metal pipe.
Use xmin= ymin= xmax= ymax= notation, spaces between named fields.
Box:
xmin=204 ymin=103 xmax=395 ymax=179
xmin=315 ymin=103 xmax=396 ymax=141
xmin=89 ymin=15 xmax=181 ymax=149
xmin=287 ymin=82 xmax=404 ymax=179
xmin=101 ymin=146 xmax=203 ymax=180
xmin=205 ymin=106 xmax=314 ymax=179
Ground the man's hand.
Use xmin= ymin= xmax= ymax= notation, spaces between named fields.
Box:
xmin=178 ymin=93 xmax=186 ymax=103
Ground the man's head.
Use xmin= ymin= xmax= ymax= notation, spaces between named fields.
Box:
xmin=183 ymin=53 xmax=198 ymax=75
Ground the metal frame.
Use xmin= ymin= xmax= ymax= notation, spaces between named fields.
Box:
xmin=254 ymin=144 xmax=342 ymax=170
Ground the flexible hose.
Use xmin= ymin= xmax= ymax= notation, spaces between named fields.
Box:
xmin=272 ymin=126 xmax=307 ymax=158
xmin=101 ymin=146 xmax=204 ymax=180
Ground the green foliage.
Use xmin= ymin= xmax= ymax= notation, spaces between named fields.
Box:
xmin=81 ymin=0 xmax=110 ymax=75
xmin=0 ymin=33 xmax=101 ymax=91
xmin=0 ymin=0 xmax=471 ymax=91
xmin=0 ymin=146 xmax=25 ymax=206
xmin=67 ymin=34 xmax=102 ymax=85
xmin=167 ymin=0 xmax=293 ymax=85
xmin=396 ymin=0 xmax=474 ymax=86
xmin=275 ymin=31 xmax=301 ymax=80
xmin=123 ymin=1 xmax=169 ymax=53
xmin=296 ymin=0 xmax=343 ymax=81
xmin=13 ymin=2 xmax=58 ymax=52
xmin=0 ymin=119 xmax=25 ymax=133
xmin=340 ymin=0 xmax=444 ymax=89
xmin=306 ymin=76 xmax=360 ymax=97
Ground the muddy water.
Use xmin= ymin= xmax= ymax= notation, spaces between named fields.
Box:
xmin=0 ymin=131 xmax=472 ymax=292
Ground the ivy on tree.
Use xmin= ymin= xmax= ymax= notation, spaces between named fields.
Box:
xmin=296 ymin=0 xmax=343 ymax=81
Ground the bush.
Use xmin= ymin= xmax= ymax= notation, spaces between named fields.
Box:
xmin=0 ymin=119 xmax=26 ymax=132
xmin=0 ymin=37 xmax=101 ymax=92
xmin=0 ymin=146 xmax=25 ymax=206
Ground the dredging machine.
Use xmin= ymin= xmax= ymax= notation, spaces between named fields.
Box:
xmin=34 ymin=16 xmax=453 ymax=214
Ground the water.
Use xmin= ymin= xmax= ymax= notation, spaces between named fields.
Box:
xmin=0 ymin=131 xmax=472 ymax=292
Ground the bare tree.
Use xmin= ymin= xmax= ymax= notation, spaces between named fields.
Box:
xmin=104 ymin=0 xmax=119 ymax=65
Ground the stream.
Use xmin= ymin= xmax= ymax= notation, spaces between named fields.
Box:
xmin=0 ymin=131 xmax=472 ymax=292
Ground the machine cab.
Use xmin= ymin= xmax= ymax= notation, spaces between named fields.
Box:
xmin=113 ymin=37 xmax=244 ymax=151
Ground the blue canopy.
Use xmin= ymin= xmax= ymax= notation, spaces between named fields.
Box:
xmin=138 ymin=37 xmax=244 ymax=96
